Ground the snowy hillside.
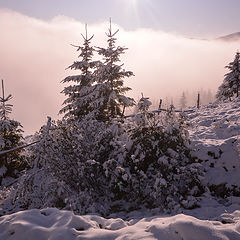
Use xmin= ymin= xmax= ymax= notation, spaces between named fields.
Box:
xmin=0 ymin=99 xmax=240 ymax=239
xmin=217 ymin=32 xmax=240 ymax=41
xmin=189 ymin=98 xmax=240 ymax=197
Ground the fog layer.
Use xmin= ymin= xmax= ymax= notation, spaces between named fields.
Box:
xmin=0 ymin=9 xmax=239 ymax=134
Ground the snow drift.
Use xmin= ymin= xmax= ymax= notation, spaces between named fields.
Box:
xmin=1 ymin=208 xmax=240 ymax=240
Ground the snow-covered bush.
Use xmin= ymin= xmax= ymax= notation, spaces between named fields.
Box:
xmin=116 ymin=104 xmax=204 ymax=212
xmin=10 ymin=118 xmax=67 ymax=211
xmin=6 ymin=106 xmax=206 ymax=216
xmin=0 ymin=120 xmax=24 ymax=181
xmin=0 ymin=83 xmax=24 ymax=182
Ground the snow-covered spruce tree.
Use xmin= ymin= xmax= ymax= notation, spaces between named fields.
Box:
xmin=0 ymin=80 xmax=24 ymax=181
xmin=59 ymin=25 xmax=100 ymax=120
xmin=216 ymin=51 xmax=240 ymax=100
xmin=179 ymin=91 xmax=187 ymax=109
xmin=122 ymin=98 xmax=205 ymax=212
xmin=95 ymin=19 xmax=135 ymax=120
xmin=11 ymin=117 xmax=74 ymax=211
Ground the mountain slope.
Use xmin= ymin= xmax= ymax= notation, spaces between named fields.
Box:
xmin=217 ymin=32 xmax=240 ymax=41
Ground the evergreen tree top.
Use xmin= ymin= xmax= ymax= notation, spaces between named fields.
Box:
xmin=0 ymin=80 xmax=13 ymax=120
xmin=216 ymin=51 xmax=240 ymax=100
xmin=97 ymin=18 xmax=128 ymax=64
xmin=63 ymin=24 xmax=99 ymax=75
xmin=224 ymin=51 xmax=240 ymax=81
xmin=226 ymin=51 xmax=239 ymax=68
xmin=224 ymin=51 xmax=239 ymax=72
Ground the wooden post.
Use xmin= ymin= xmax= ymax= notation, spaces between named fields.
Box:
xmin=122 ymin=105 xmax=126 ymax=117
xmin=1 ymin=80 xmax=5 ymax=120
xmin=197 ymin=92 xmax=200 ymax=109
xmin=2 ymin=80 xmax=5 ymax=101
xmin=158 ymin=99 xmax=162 ymax=110
xmin=158 ymin=99 xmax=162 ymax=115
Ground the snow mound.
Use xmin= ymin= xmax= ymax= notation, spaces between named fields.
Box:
xmin=1 ymin=208 xmax=240 ymax=240
xmin=0 ymin=208 xmax=98 ymax=240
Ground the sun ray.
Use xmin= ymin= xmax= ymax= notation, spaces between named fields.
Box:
xmin=122 ymin=0 xmax=138 ymax=9
xmin=121 ymin=0 xmax=141 ymax=27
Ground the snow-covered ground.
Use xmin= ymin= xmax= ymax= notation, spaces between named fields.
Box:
xmin=188 ymin=99 xmax=240 ymax=190
xmin=0 ymin=99 xmax=240 ymax=239
xmin=1 ymin=208 xmax=240 ymax=240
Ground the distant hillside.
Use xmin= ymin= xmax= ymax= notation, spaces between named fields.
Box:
xmin=217 ymin=32 xmax=240 ymax=41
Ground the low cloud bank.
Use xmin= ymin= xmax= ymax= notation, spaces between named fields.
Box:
xmin=0 ymin=9 xmax=239 ymax=134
